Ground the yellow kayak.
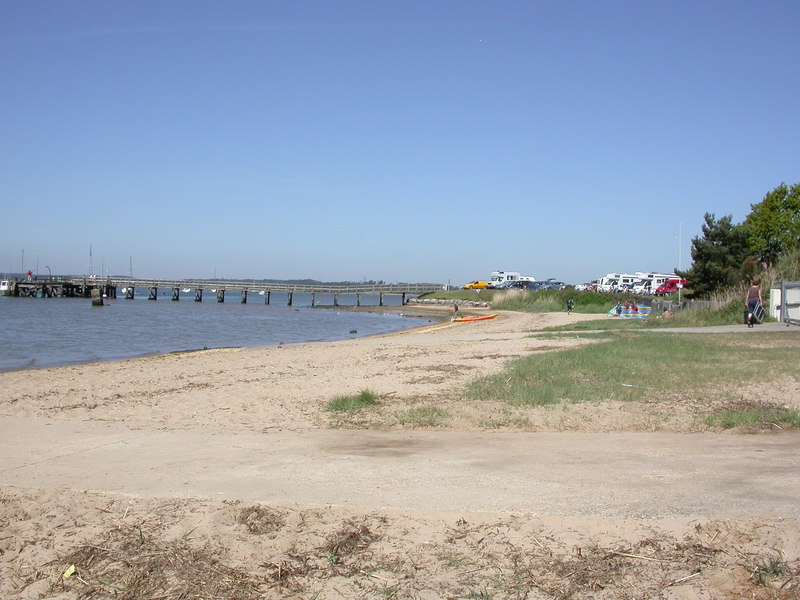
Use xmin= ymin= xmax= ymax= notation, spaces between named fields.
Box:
xmin=453 ymin=314 xmax=498 ymax=322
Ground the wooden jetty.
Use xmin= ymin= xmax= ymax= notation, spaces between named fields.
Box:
xmin=2 ymin=277 xmax=445 ymax=307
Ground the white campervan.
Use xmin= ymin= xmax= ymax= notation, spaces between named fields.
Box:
xmin=638 ymin=273 xmax=677 ymax=295
xmin=597 ymin=273 xmax=639 ymax=293
xmin=598 ymin=272 xmax=676 ymax=294
xmin=489 ymin=271 xmax=521 ymax=288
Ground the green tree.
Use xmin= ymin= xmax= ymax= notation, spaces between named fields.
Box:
xmin=678 ymin=213 xmax=751 ymax=298
xmin=744 ymin=182 xmax=800 ymax=266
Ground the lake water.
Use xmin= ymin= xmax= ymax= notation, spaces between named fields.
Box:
xmin=0 ymin=292 xmax=436 ymax=372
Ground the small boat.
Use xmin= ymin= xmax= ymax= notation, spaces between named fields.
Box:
xmin=453 ymin=314 xmax=498 ymax=322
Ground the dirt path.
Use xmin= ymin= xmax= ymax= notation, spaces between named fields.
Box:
xmin=2 ymin=416 xmax=799 ymax=518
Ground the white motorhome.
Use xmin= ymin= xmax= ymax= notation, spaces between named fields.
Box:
xmin=597 ymin=272 xmax=676 ymax=294
xmin=635 ymin=272 xmax=677 ymax=295
xmin=596 ymin=273 xmax=642 ymax=293
xmin=489 ymin=271 xmax=521 ymax=288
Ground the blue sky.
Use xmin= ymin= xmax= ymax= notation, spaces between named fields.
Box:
xmin=1 ymin=1 xmax=798 ymax=285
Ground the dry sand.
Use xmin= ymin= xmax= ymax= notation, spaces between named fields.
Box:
xmin=1 ymin=307 xmax=798 ymax=599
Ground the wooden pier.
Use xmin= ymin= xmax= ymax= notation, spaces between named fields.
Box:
xmin=2 ymin=277 xmax=445 ymax=307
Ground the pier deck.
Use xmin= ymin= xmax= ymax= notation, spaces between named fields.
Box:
xmin=2 ymin=277 xmax=445 ymax=306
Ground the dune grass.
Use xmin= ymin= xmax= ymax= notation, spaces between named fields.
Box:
xmin=396 ymin=405 xmax=449 ymax=427
xmin=326 ymin=390 xmax=380 ymax=412
xmin=424 ymin=286 xmax=766 ymax=328
xmin=465 ymin=332 xmax=800 ymax=424
xmin=491 ymin=289 xmax=615 ymax=313
xmin=543 ymin=296 xmax=765 ymax=331
xmin=704 ymin=407 xmax=800 ymax=430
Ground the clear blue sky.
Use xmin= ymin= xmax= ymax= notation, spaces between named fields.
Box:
xmin=2 ymin=1 xmax=798 ymax=285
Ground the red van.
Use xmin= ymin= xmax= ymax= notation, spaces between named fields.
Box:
xmin=654 ymin=279 xmax=689 ymax=296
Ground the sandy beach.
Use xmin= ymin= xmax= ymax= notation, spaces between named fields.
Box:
xmin=2 ymin=307 xmax=798 ymax=599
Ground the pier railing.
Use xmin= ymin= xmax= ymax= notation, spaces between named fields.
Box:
xmin=5 ymin=276 xmax=446 ymax=306
xmin=94 ymin=278 xmax=445 ymax=295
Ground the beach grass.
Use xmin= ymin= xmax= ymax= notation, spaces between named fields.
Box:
xmin=425 ymin=288 xmax=761 ymax=328
xmin=396 ymin=405 xmax=449 ymax=427
xmin=704 ymin=407 xmax=800 ymax=430
xmin=491 ymin=289 xmax=614 ymax=313
xmin=543 ymin=297 xmax=762 ymax=331
xmin=464 ymin=333 xmax=800 ymax=425
xmin=748 ymin=552 xmax=791 ymax=586
xmin=325 ymin=390 xmax=380 ymax=412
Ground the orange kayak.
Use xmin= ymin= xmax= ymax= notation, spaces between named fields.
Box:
xmin=453 ymin=314 xmax=498 ymax=322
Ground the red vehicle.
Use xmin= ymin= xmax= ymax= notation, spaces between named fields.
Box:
xmin=655 ymin=279 xmax=689 ymax=296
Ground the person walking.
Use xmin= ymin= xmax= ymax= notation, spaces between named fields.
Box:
xmin=745 ymin=280 xmax=763 ymax=328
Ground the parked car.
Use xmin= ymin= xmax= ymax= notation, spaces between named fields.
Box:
xmin=462 ymin=280 xmax=489 ymax=289
xmin=506 ymin=280 xmax=540 ymax=291
xmin=655 ymin=279 xmax=689 ymax=296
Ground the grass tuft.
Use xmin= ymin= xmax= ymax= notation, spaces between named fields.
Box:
xmin=397 ymin=405 xmax=449 ymax=427
xmin=749 ymin=552 xmax=789 ymax=585
xmin=704 ymin=407 xmax=800 ymax=430
xmin=325 ymin=390 xmax=380 ymax=412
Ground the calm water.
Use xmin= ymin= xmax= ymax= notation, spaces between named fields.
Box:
xmin=0 ymin=292 xmax=436 ymax=372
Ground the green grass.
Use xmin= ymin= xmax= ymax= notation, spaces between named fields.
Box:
xmin=492 ymin=289 xmax=615 ymax=313
xmin=749 ymin=552 xmax=790 ymax=585
xmin=420 ymin=289 xmax=616 ymax=313
xmin=479 ymin=408 xmax=531 ymax=429
xmin=544 ymin=297 xmax=766 ymax=331
xmin=465 ymin=333 xmax=800 ymax=416
xmin=704 ymin=407 xmax=800 ymax=430
xmin=325 ymin=390 xmax=380 ymax=412
xmin=396 ymin=405 xmax=449 ymax=427
xmin=424 ymin=287 xmax=766 ymax=328
xmin=420 ymin=289 xmax=499 ymax=302
xmin=543 ymin=319 xmax=647 ymax=332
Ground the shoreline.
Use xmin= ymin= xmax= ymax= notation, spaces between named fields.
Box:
xmin=2 ymin=309 xmax=798 ymax=599
xmin=0 ymin=303 xmax=445 ymax=374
